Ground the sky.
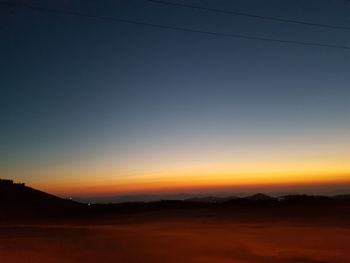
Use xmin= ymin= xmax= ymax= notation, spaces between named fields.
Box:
xmin=1 ymin=0 xmax=350 ymax=198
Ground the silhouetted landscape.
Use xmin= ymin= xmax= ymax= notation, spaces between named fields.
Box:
xmin=2 ymin=0 xmax=350 ymax=261
xmin=1 ymin=179 xmax=350 ymax=262
xmin=2 ymin=179 xmax=350 ymax=222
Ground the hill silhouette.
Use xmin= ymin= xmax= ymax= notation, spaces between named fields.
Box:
xmin=1 ymin=179 xmax=350 ymax=222
xmin=245 ymin=193 xmax=275 ymax=201
xmin=0 ymin=179 xmax=82 ymax=220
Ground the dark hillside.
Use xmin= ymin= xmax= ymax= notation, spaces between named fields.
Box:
xmin=0 ymin=179 xmax=84 ymax=219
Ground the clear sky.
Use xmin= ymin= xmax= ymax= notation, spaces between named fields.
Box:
xmin=1 ymin=0 xmax=350 ymax=197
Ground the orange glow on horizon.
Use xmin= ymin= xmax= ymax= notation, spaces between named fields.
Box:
xmin=4 ymin=146 xmax=350 ymax=197
xmin=30 ymin=170 xmax=350 ymax=197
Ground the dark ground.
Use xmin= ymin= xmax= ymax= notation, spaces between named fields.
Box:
xmin=1 ymin=182 xmax=350 ymax=262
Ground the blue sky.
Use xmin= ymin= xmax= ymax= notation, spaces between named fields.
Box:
xmin=1 ymin=0 xmax=350 ymax=195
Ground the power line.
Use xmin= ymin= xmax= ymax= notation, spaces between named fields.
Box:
xmin=147 ymin=0 xmax=350 ymax=31
xmin=2 ymin=1 xmax=350 ymax=50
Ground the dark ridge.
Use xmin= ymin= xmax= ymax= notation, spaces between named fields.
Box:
xmin=186 ymin=196 xmax=222 ymax=203
xmin=1 ymin=180 xmax=350 ymax=222
xmin=0 ymin=179 xmax=84 ymax=220
xmin=244 ymin=193 xmax=276 ymax=201
xmin=280 ymin=194 xmax=335 ymax=204
xmin=185 ymin=196 xmax=239 ymax=203
xmin=332 ymin=194 xmax=350 ymax=200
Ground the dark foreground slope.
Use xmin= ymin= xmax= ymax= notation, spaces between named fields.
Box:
xmin=0 ymin=180 xmax=83 ymax=220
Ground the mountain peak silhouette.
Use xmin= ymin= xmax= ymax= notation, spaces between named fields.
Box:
xmin=245 ymin=193 xmax=275 ymax=201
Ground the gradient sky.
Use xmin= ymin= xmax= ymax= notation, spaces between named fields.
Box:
xmin=1 ymin=0 xmax=350 ymax=197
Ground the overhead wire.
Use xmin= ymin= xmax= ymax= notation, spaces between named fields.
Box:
xmin=1 ymin=1 xmax=350 ymax=50
xmin=147 ymin=0 xmax=350 ymax=31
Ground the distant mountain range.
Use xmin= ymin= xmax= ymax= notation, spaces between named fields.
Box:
xmin=1 ymin=179 xmax=350 ymax=220
xmin=186 ymin=193 xmax=275 ymax=203
xmin=186 ymin=192 xmax=350 ymax=204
